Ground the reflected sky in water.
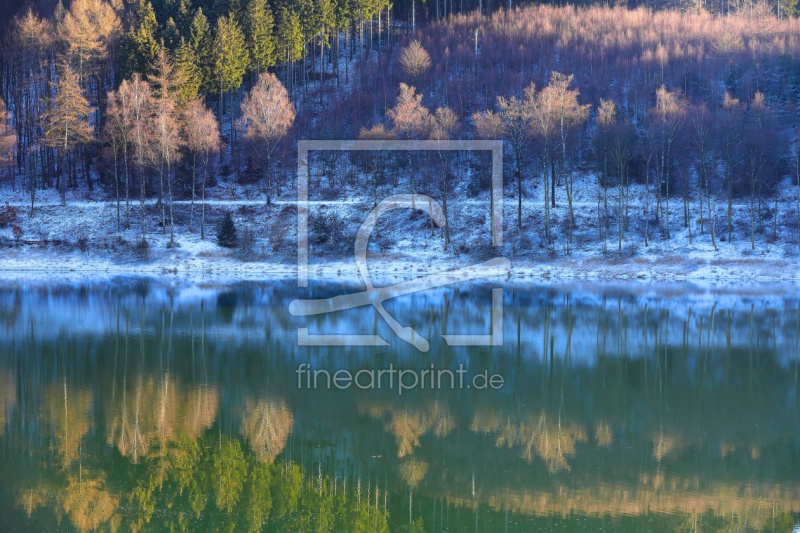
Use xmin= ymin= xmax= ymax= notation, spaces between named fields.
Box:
xmin=0 ymin=278 xmax=798 ymax=532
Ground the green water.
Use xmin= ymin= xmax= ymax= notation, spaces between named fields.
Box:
xmin=0 ymin=279 xmax=798 ymax=532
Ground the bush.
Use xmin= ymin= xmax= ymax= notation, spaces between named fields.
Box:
xmin=311 ymin=212 xmax=344 ymax=246
xmin=11 ymin=224 xmax=23 ymax=244
xmin=0 ymin=203 xmax=17 ymax=228
xmin=133 ymin=239 xmax=150 ymax=260
xmin=234 ymin=227 xmax=260 ymax=261
xmin=216 ymin=211 xmax=238 ymax=248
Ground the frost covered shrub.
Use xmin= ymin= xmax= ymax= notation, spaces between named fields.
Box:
xmin=311 ymin=212 xmax=344 ymax=247
xmin=0 ymin=203 xmax=17 ymax=228
xmin=11 ymin=224 xmax=23 ymax=244
xmin=216 ymin=212 xmax=238 ymax=248
xmin=269 ymin=218 xmax=288 ymax=252
xmin=234 ymin=227 xmax=260 ymax=261
xmin=133 ymin=239 xmax=150 ymax=260
xmin=76 ymin=236 xmax=89 ymax=253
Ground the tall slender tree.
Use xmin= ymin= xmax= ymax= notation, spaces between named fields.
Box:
xmin=537 ymin=72 xmax=589 ymax=254
xmin=648 ymin=85 xmax=686 ymax=239
xmin=57 ymin=0 xmax=121 ymax=87
xmin=387 ymin=83 xmax=431 ymax=215
xmin=119 ymin=0 xmax=160 ymax=79
xmin=104 ymin=86 xmax=132 ymax=231
xmin=213 ymin=15 xmax=250 ymax=147
xmin=183 ymin=100 xmax=221 ymax=238
xmin=245 ymin=0 xmax=278 ymax=75
xmin=148 ymin=48 xmax=184 ymax=246
xmin=190 ymin=8 xmax=215 ymax=94
xmin=496 ymin=84 xmax=536 ymax=233
xmin=0 ymin=98 xmax=16 ymax=177
xmin=43 ymin=65 xmax=93 ymax=207
xmin=239 ymin=72 xmax=295 ymax=206
xmin=173 ymin=38 xmax=203 ymax=105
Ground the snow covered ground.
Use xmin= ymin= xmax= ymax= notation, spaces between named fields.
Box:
xmin=0 ymin=175 xmax=799 ymax=284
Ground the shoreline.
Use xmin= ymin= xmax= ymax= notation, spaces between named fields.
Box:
xmin=0 ymin=250 xmax=798 ymax=285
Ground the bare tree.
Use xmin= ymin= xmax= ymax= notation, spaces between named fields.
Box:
xmin=239 ymin=72 xmax=296 ymax=206
xmin=648 ymin=85 xmax=686 ymax=239
xmin=399 ymin=40 xmax=432 ymax=78
xmin=691 ymin=104 xmax=717 ymax=250
xmin=183 ymin=100 xmax=221 ymax=239
xmin=126 ymin=74 xmax=156 ymax=243
xmin=429 ymin=106 xmax=460 ymax=250
xmin=610 ymin=119 xmax=635 ymax=252
xmin=43 ymin=64 xmax=93 ymax=210
xmin=104 ymin=86 xmax=132 ymax=231
xmin=719 ymin=93 xmax=744 ymax=244
xmin=536 ymin=72 xmax=589 ymax=255
xmin=148 ymin=49 xmax=183 ymax=246
xmin=387 ymin=83 xmax=431 ymax=215
xmin=0 ymin=98 xmax=17 ymax=182
xmin=595 ymin=99 xmax=615 ymax=255
xmin=497 ymin=84 xmax=536 ymax=231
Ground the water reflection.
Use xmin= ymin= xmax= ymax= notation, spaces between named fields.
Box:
xmin=0 ymin=279 xmax=798 ymax=532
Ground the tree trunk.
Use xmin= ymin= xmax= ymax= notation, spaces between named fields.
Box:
xmin=190 ymin=153 xmax=197 ymax=231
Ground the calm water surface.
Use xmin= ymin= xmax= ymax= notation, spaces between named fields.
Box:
xmin=0 ymin=278 xmax=799 ymax=532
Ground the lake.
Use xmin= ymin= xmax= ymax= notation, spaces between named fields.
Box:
xmin=0 ymin=278 xmax=798 ymax=532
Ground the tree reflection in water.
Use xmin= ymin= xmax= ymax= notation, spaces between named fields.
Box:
xmin=0 ymin=279 xmax=798 ymax=532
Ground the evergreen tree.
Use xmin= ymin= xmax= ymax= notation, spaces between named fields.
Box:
xmin=174 ymin=38 xmax=202 ymax=105
xmin=190 ymin=8 xmax=215 ymax=94
xmin=245 ymin=0 xmax=278 ymax=75
xmin=213 ymin=15 xmax=250 ymax=97
xmin=119 ymin=0 xmax=160 ymax=79
xmin=213 ymin=14 xmax=250 ymax=140
xmin=275 ymin=6 xmax=304 ymax=95
xmin=216 ymin=211 xmax=238 ymax=247
xmin=780 ymin=0 xmax=799 ymax=17
xmin=162 ymin=17 xmax=181 ymax=51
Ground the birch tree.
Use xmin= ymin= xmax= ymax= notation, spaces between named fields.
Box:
xmin=239 ymin=72 xmax=295 ymax=206
xmin=183 ymin=100 xmax=221 ymax=238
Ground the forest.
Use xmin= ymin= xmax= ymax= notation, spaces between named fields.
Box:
xmin=1 ymin=0 xmax=800 ymax=260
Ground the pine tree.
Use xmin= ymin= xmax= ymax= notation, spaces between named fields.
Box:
xmin=163 ymin=17 xmax=182 ymax=51
xmin=216 ymin=211 xmax=238 ymax=248
xmin=780 ymin=0 xmax=798 ymax=17
xmin=190 ymin=8 xmax=215 ymax=94
xmin=275 ymin=6 xmax=304 ymax=96
xmin=245 ymin=0 xmax=278 ymax=75
xmin=213 ymin=15 xmax=250 ymax=98
xmin=174 ymin=38 xmax=202 ymax=105
xmin=213 ymin=14 xmax=250 ymax=147
xmin=119 ymin=0 xmax=160 ymax=79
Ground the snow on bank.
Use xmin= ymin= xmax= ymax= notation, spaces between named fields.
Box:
xmin=0 ymin=181 xmax=799 ymax=284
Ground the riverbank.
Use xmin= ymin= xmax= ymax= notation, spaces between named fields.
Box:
xmin=0 ymin=245 xmax=798 ymax=285
xmin=0 ymin=187 xmax=799 ymax=284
